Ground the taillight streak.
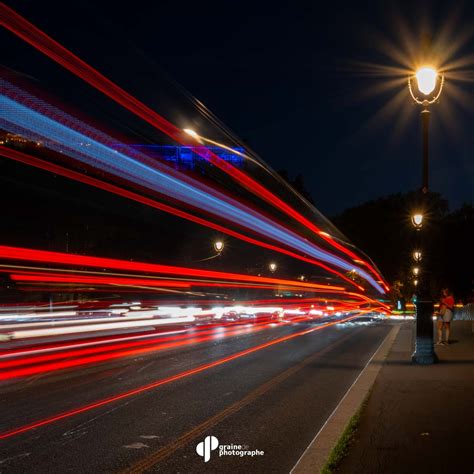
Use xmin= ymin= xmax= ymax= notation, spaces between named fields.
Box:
xmin=0 ymin=314 xmax=360 ymax=440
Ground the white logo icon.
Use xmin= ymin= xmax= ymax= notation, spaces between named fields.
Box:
xmin=196 ymin=435 xmax=219 ymax=462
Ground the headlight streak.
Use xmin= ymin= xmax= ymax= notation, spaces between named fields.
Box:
xmin=0 ymin=93 xmax=383 ymax=292
xmin=0 ymin=313 xmax=361 ymax=440
xmin=0 ymin=312 xmax=310 ymax=360
xmin=0 ymin=329 xmax=189 ymax=359
xmin=0 ymin=299 xmax=387 ymax=378
xmin=0 ymin=3 xmax=388 ymax=289
xmin=1 ymin=316 xmax=199 ymax=342
xmin=0 ymin=319 xmax=287 ymax=374
xmin=0 ymin=310 xmax=312 ymax=363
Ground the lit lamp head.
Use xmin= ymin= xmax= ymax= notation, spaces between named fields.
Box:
xmin=411 ymin=213 xmax=423 ymax=229
xmin=413 ymin=250 xmax=422 ymax=262
xmin=416 ymin=67 xmax=437 ymax=95
xmin=269 ymin=262 xmax=277 ymax=273
xmin=413 ymin=267 xmax=420 ymax=276
xmin=183 ymin=128 xmax=204 ymax=144
xmin=414 ymin=279 xmax=419 ymax=286
xmin=408 ymin=67 xmax=444 ymax=105
xmin=214 ymin=240 xmax=224 ymax=254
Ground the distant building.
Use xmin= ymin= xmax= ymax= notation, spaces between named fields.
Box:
xmin=0 ymin=131 xmax=245 ymax=171
xmin=124 ymin=144 xmax=244 ymax=171
xmin=0 ymin=132 xmax=41 ymax=147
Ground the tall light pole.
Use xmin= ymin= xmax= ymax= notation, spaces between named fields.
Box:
xmin=408 ymin=66 xmax=444 ymax=364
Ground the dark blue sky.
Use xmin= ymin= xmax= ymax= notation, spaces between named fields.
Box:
xmin=5 ymin=0 xmax=474 ymax=215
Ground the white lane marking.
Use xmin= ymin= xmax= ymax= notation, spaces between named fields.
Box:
xmin=0 ymin=452 xmax=31 ymax=464
xmin=124 ymin=442 xmax=149 ymax=449
xmin=0 ymin=329 xmax=187 ymax=359
xmin=62 ymin=401 xmax=131 ymax=438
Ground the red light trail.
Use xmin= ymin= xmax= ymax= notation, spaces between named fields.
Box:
xmin=0 ymin=3 xmax=388 ymax=289
xmin=0 ymin=146 xmax=364 ymax=291
xmin=0 ymin=245 xmax=348 ymax=291
xmin=0 ymin=315 xmax=317 ymax=378
xmin=0 ymin=313 xmax=361 ymax=441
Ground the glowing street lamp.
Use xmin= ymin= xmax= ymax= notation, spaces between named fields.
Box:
xmin=408 ymin=67 xmax=444 ymax=193
xmin=408 ymin=65 xmax=444 ymax=365
xmin=269 ymin=262 xmax=277 ymax=273
xmin=409 ymin=67 xmax=444 ymax=105
xmin=413 ymin=250 xmax=422 ymax=262
xmin=214 ymin=240 xmax=224 ymax=254
xmin=183 ymin=128 xmax=201 ymax=141
xmin=183 ymin=128 xmax=263 ymax=167
xmin=411 ymin=213 xmax=423 ymax=229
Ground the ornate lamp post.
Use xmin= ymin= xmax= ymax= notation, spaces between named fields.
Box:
xmin=408 ymin=66 xmax=444 ymax=364
xmin=408 ymin=68 xmax=444 ymax=193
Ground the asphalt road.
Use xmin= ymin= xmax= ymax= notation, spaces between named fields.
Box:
xmin=0 ymin=318 xmax=393 ymax=473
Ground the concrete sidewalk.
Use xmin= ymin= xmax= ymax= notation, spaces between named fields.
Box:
xmin=338 ymin=320 xmax=474 ymax=474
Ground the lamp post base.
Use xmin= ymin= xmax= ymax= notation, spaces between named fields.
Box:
xmin=412 ymin=336 xmax=438 ymax=364
xmin=412 ymin=299 xmax=437 ymax=365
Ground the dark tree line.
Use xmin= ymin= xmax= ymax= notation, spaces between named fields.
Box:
xmin=332 ymin=191 xmax=473 ymax=302
xmin=277 ymin=169 xmax=315 ymax=204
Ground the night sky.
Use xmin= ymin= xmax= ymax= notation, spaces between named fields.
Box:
xmin=4 ymin=0 xmax=474 ymax=216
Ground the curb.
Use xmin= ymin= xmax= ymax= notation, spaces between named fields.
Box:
xmin=290 ymin=323 xmax=401 ymax=473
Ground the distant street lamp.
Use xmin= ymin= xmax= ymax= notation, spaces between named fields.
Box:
xmin=269 ymin=262 xmax=277 ymax=273
xmin=184 ymin=128 xmax=247 ymax=159
xmin=408 ymin=66 xmax=444 ymax=365
xmin=413 ymin=250 xmax=422 ymax=262
xmin=183 ymin=128 xmax=264 ymax=168
xmin=193 ymin=239 xmax=225 ymax=262
xmin=413 ymin=267 xmax=420 ymax=276
xmin=214 ymin=240 xmax=224 ymax=254
xmin=411 ymin=213 xmax=424 ymax=229
xmin=183 ymin=128 xmax=201 ymax=141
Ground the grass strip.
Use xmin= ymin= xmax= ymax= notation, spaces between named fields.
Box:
xmin=320 ymin=397 xmax=367 ymax=474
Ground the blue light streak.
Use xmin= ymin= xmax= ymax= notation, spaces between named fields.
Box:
xmin=0 ymin=89 xmax=384 ymax=293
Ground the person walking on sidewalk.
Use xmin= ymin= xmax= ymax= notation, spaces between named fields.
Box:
xmin=436 ymin=288 xmax=455 ymax=345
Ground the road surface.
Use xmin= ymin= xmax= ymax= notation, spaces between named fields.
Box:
xmin=0 ymin=317 xmax=394 ymax=473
